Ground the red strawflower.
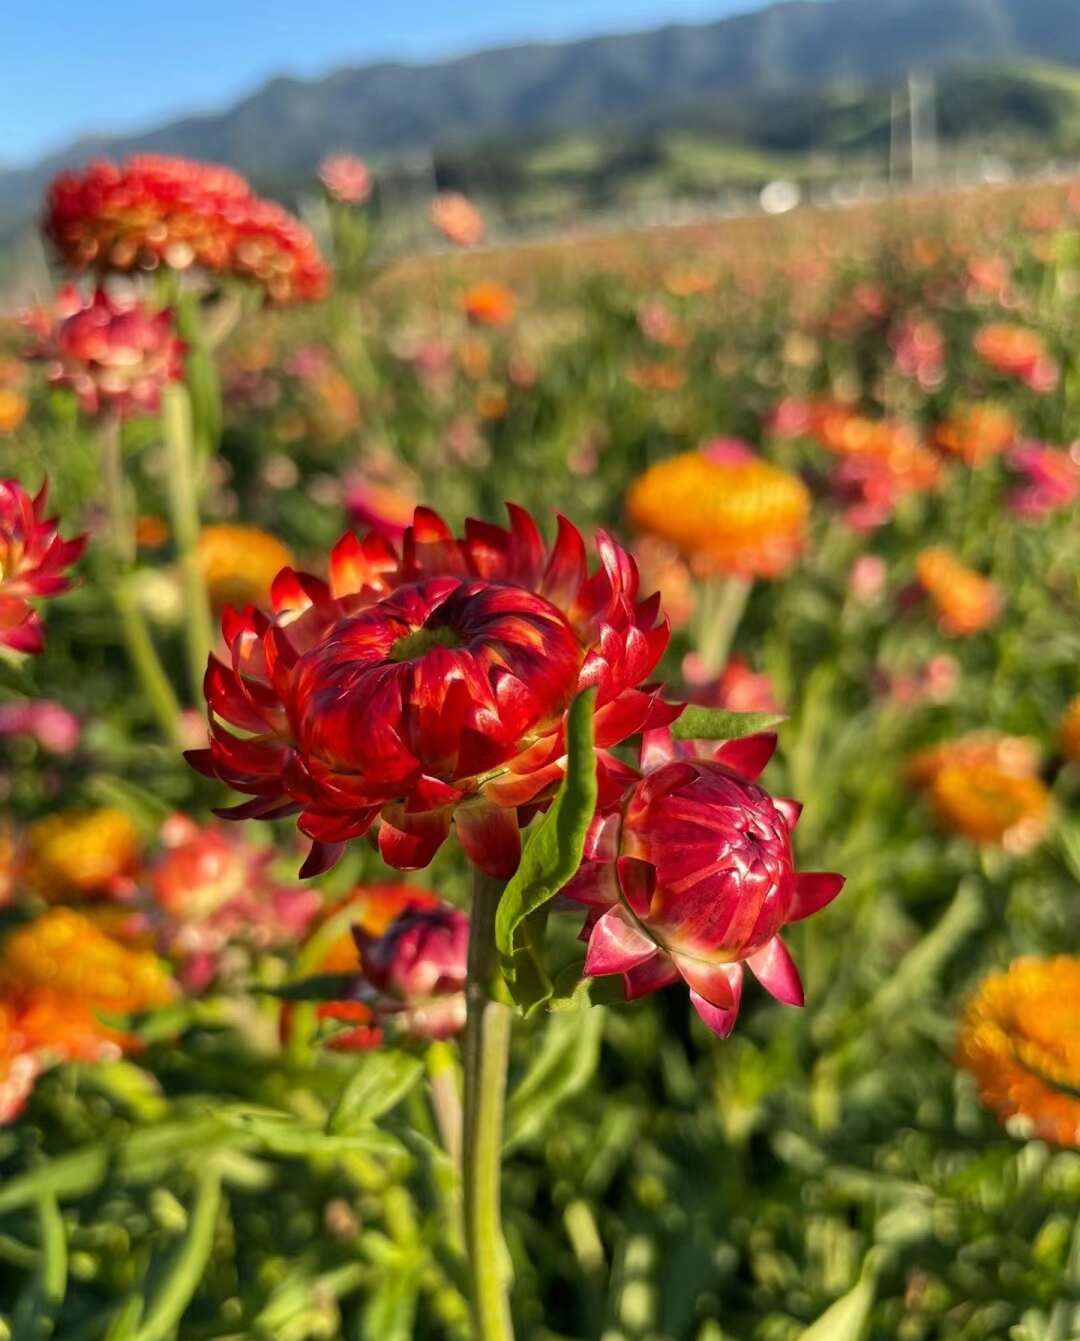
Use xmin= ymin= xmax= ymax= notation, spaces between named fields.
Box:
xmin=352 ymin=903 xmax=469 ymax=1040
xmin=38 ymin=286 xmax=184 ymax=419
xmin=0 ymin=479 xmax=86 ymax=654
xmin=43 ymin=154 xmax=328 ymax=304
xmin=189 ymin=506 xmax=673 ymax=878
xmin=563 ymin=729 xmax=844 ymax=1037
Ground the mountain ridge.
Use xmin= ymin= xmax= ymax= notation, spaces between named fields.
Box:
xmin=2 ymin=0 xmax=1078 ymax=231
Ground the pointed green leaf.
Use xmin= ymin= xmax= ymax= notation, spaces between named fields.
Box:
xmin=329 ymin=1053 xmax=424 ymax=1132
xmin=495 ymin=688 xmax=598 ymax=1013
xmin=670 ymin=707 xmax=786 ymax=742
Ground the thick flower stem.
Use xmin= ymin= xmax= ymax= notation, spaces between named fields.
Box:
xmin=100 ymin=416 xmax=184 ymax=747
xmin=462 ymin=870 xmax=515 ymax=1341
xmin=162 ymin=384 xmax=213 ymax=706
xmin=697 ymin=573 xmax=752 ymax=677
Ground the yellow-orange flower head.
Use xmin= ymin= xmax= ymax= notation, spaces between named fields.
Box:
xmin=626 ymin=448 xmax=810 ymax=579
xmin=22 ymin=807 xmax=140 ymax=902
xmin=957 ymin=957 xmax=1080 ymax=1146
xmin=916 ymin=548 xmax=1001 ymax=636
xmin=196 ymin=523 xmax=294 ymax=613
xmin=934 ymin=403 xmax=1017 ymax=467
xmin=906 ymin=735 xmax=1049 ymax=853
xmin=0 ymin=907 xmax=172 ymax=1015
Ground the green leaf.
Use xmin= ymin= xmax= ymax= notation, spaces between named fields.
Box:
xmin=262 ymin=972 xmax=359 ymax=1002
xmin=797 ymin=1252 xmax=882 ymax=1341
xmin=505 ymin=1006 xmax=605 ymax=1151
xmin=214 ymin=1107 xmax=406 ymax=1161
xmin=359 ymin=1253 xmax=422 ymax=1341
xmin=12 ymin=1194 xmax=67 ymax=1341
xmin=670 ymin=707 xmax=786 ymax=741
xmin=495 ymin=688 xmax=598 ymax=1014
xmin=329 ymin=1053 xmax=424 ymax=1132
xmin=131 ymin=1167 xmax=222 ymax=1341
xmin=0 ymin=1148 xmax=109 ymax=1215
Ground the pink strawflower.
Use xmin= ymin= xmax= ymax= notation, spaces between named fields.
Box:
xmin=1006 ymin=442 xmax=1080 ymax=519
xmin=0 ymin=479 xmax=86 ymax=655
xmin=318 ymin=153 xmax=372 ymax=205
xmin=0 ymin=700 xmax=80 ymax=753
xmin=352 ymin=904 xmax=469 ymax=1040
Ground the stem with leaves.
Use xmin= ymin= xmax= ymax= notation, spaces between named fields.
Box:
xmin=462 ymin=870 xmax=515 ymax=1341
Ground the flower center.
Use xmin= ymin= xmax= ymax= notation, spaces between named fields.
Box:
xmin=388 ymin=624 xmax=463 ymax=662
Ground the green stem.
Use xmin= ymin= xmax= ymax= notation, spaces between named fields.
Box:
xmin=696 ymin=573 xmax=753 ymax=677
xmin=100 ymin=417 xmax=183 ymax=747
xmin=162 ymin=385 xmax=213 ymax=705
xmin=462 ymin=870 xmax=515 ymax=1341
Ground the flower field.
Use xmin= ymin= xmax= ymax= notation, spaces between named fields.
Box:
xmin=0 ymin=157 xmax=1079 ymax=1340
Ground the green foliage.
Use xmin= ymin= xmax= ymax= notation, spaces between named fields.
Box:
xmin=495 ymin=688 xmax=598 ymax=1016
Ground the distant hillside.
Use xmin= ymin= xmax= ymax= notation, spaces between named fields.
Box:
xmin=2 ymin=0 xmax=1080 ymax=235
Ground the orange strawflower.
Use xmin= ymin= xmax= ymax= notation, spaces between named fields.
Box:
xmin=0 ymin=907 xmax=172 ymax=1015
xmin=934 ymin=403 xmax=1017 ymax=466
xmin=21 ymin=807 xmax=140 ymax=902
xmin=627 ymin=448 xmax=810 ymax=578
xmin=626 ymin=362 xmax=686 ymax=393
xmin=973 ymin=323 xmax=1058 ymax=392
xmin=916 ymin=548 xmax=1001 ymax=635
xmin=462 ymin=281 xmax=515 ymax=327
xmin=0 ymin=389 xmax=27 ymax=436
xmin=196 ymin=523 xmax=294 ymax=612
xmin=1060 ymin=695 xmax=1080 ymax=762
xmin=906 ymin=735 xmax=1049 ymax=853
xmin=957 ymin=957 xmax=1080 ymax=1146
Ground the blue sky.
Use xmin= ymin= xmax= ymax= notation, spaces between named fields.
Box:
xmin=1 ymin=0 xmax=766 ymax=167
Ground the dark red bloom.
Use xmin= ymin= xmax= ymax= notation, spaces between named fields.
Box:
xmin=352 ymin=904 xmax=469 ymax=1040
xmin=0 ymin=479 xmax=86 ymax=654
xmin=189 ymin=506 xmax=673 ymax=878
xmin=563 ymin=729 xmax=844 ymax=1037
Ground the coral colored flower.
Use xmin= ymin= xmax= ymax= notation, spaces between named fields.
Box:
xmin=915 ymin=548 xmax=1001 ymax=636
xmin=197 ymin=524 xmax=294 ymax=613
xmin=0 ymin=907 xmax=172 ymax=1014
xmin=1006 ymin=442 xmax=1080 ymax=519
xmin=890 ymin=314 xmax=945 ymax=389
xmin=462 ymin=281 xmax=515 ymax=327
xmin=849 ymin=553 xmax=887 ymax=603
xmin=0 ymin=700 xmax=80 ymax=754
xmin=189 ymin=506 xmax=673 ymax=879
xmin=148 ymin=815 xmax=320 ymax=989
xmin=682 ymin=656 xmax=780 ymax=714
xmin=0 ymin=479 xmax=85 ymax=655
xmin=632 ymin=537 xmax=696 ymax=632
xmin=957 ymin=956 xmax=1080 ymax=1146
xmin=318 ymin=153 xmax=372 ymax=205
xmin=934 ymin=403 xmax=1017 ymax=466
xmin=906 ymin=735 xmax=1049 ymax=853
xmin=1059 ymin=695 xmax=1080 ymax=763
xmin=352 ymin=904 xmax=469 ymax=1041
xmin=974 ymin=323 xmax=1058 ymax=392
xmin=626 ymin=449 xmax=810 ymax=578
xmin=563 ymin=729 xmax=843 ymax=1037
xmin=43 ymin=154 xmax=329 ymax=303
xmin=21 ymin=807 xmax=140 ymax=902
xmin=429 ymin=192 xmax=485 ymax=247
xmin=344 ymin=475 xmax=418 ymax=544
xmin=0 ymin=389 xmax=27 ymax=436
xmin=38 ymin=286 xmax=183 ymax=419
